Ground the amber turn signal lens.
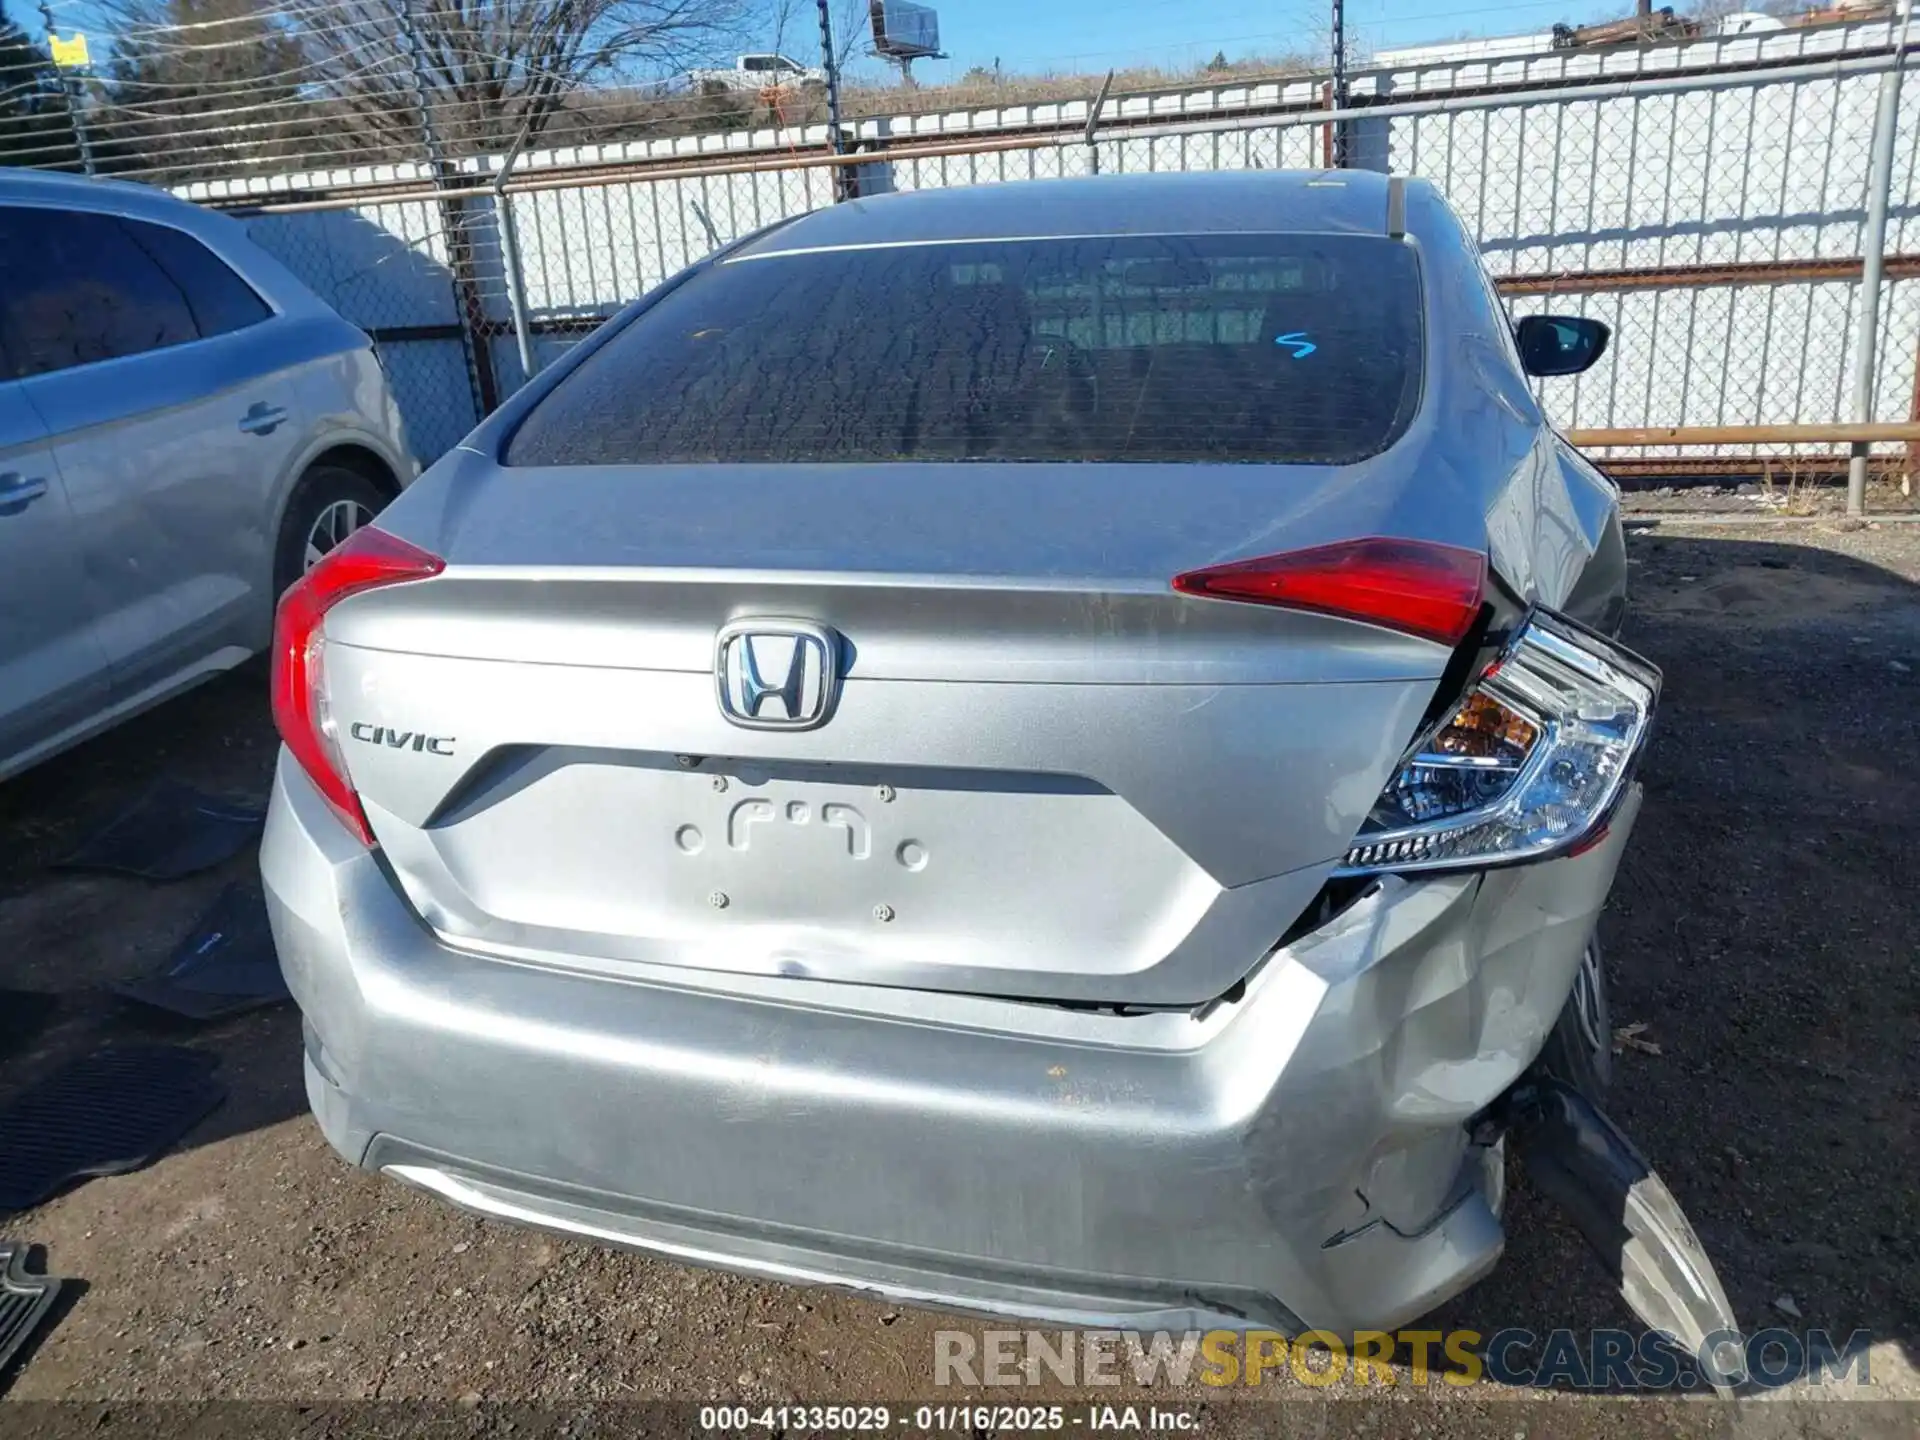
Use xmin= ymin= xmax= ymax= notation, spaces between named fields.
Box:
xmin=1431 ymin=692 xmax=1538 ymax=761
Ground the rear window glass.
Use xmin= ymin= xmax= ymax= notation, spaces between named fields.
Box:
xmin=506 ymin=233 xmax=1424 ymax=466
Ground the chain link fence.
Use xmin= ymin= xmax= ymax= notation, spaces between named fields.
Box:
xmin=1402 ymin=52 xmax=1920 ymax=491
xmin=243 ymin=188 xmax=485 ymax=458
xmin=7 ymin=5 xmax=1918 ymax=506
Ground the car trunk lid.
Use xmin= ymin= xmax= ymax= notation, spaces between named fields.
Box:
xmin=320 ymin=455 xmax=1468 ymax=1006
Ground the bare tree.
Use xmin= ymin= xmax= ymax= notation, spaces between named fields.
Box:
xmin=767 ymin=0 xmax=870 ymax=75
xmin=283 ymin=0 xmax=758 ymax=157
xmin=0 ymin=5 xmax=81 ymax=169
xmin=92 ymin=0 xmax=319 ymax=180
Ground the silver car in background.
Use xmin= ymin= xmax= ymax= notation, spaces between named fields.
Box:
xmin=263 ymin=172 xmax=1740 ymax=1366
xmin=0 ymin=168 xmax=413 ymax=781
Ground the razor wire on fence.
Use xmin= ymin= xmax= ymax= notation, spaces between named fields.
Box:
xmin=4 ymin=2 xmax=1919 ymax=508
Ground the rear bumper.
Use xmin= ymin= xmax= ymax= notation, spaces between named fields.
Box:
xmin=263 ymin=751 xmax=1640 ymax=1335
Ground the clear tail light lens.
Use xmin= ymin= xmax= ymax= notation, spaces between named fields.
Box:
xmin=270 ymin=526 xmax=444 ymax=846
xmin=1341 ymin=610 xmax=1660 ymax=874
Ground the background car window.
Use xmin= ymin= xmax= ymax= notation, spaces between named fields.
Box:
xmin=0 ymin=206 xmax=198 ymax=378
xmin=507 ymin=234 xmax=1425 ymax=467
xmin=123 ymin=219 xmax=271 ymax=338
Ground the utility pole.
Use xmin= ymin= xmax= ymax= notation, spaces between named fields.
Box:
xmin=818 ymin=0 xmax=854 ymax=201
xmin=1329 ymin=0 xmax=1349 ymax=168
xmin=37 ymin=1 xmax=94 ymax=175
xmin=398 ymin=0 xmax=498 ymax=416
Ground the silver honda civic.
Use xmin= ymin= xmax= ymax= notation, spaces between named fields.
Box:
xmin=261 ymin=172 xmax=1740 ymax=1360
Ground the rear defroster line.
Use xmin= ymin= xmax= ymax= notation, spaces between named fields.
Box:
xmin=0 ymin=1047 xmax=227 ymax=1213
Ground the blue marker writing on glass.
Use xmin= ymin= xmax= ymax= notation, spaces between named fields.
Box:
xmin=1274 ymin=331 xmax=1316 ymax=359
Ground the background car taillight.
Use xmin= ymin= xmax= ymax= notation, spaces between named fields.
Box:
xmin=270 ymin=526 xmax=443 ymax=846
xmin=1341 ymin=612 xmax=1660 ymax=873
xmin=1172 ymin=537 xmax=1488 ymax=646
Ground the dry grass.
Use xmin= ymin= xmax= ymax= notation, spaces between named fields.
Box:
xmin=838 ymin=54 xmax=1317 ymax=120
xmin=1760 ymin=456 xmax=1823 ymax=516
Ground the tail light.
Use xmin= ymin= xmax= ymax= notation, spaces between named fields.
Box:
xmin=1172 ymin=537 xmax=1487 ymax=646
xmin=1341 ymin=611 xmax=1660 ymax=874
xmin=270 ymin=526 xmax=444 ymax=845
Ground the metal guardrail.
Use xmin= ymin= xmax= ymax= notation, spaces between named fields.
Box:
xmin=1565 ymin=423 xmax=1920 ymax=445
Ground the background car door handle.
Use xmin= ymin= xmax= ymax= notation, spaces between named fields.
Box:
xmin=0 ymin=472 xmax=49 ymax=517
xmin=238 ymin=402 xmax=288 ymax=436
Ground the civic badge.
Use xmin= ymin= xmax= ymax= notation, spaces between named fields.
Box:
xmin=714 ymin=619 xmax=842 ymax=730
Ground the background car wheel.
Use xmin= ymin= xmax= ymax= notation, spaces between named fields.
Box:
xmin=1539 ymin=935 xmax=1613 ymax=1100
xmin=274 ymin=464 xmax=387 ymax=597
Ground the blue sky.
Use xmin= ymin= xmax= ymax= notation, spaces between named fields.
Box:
xmin=21 ymin=0 xmax=1600 ymax=83
xmin=824 ymin=0 xmax=1596 ymax=82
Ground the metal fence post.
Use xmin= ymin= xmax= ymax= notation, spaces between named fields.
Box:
xmin=1330 ymin=0 xmax=1349 ymax=168
xmin=37 ymin=1 xmax=94 ymax=175
xmin=395 ymin=0 xmax=446 ymax=189
xmin=397 ymin=0 xmax=499 ymax=419
xmin=1847 ymin=7 xmax=1916 ymax=516
xmin=818 ymin=0 xmax=852 ymax=201
xmin=1085 ymin=70 xmax=1114 ymax=176
xmin=492 ymin=119 xmax=537 ymax=390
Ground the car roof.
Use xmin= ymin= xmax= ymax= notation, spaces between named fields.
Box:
xmin=0 ymin=166 xmax=336 ymax=316
xmin=0 ymin=167 xmax=213 ymax=228
xmin=733 ymin=171 xmax=1407 ymax=259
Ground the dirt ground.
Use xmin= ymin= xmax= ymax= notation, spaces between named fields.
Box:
xmin=0 ymin=516 xmax=1915 ymax=1436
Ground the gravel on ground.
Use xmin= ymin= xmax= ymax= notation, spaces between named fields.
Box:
xmin=0 ymin=517 xmax=1913 ymax=1435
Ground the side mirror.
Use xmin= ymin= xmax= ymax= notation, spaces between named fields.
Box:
xmin=1515 ymin=315 xmax=1610 ymax=377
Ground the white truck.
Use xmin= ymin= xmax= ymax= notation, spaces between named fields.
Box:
xmin=687 ymin=54 xmax=828 ymax=93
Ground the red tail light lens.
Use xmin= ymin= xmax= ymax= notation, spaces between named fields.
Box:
xmin=270 ymin=526 xmax=444 ymax=846
xmin=1171 ymin=537 xmax=1487 ymax=646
